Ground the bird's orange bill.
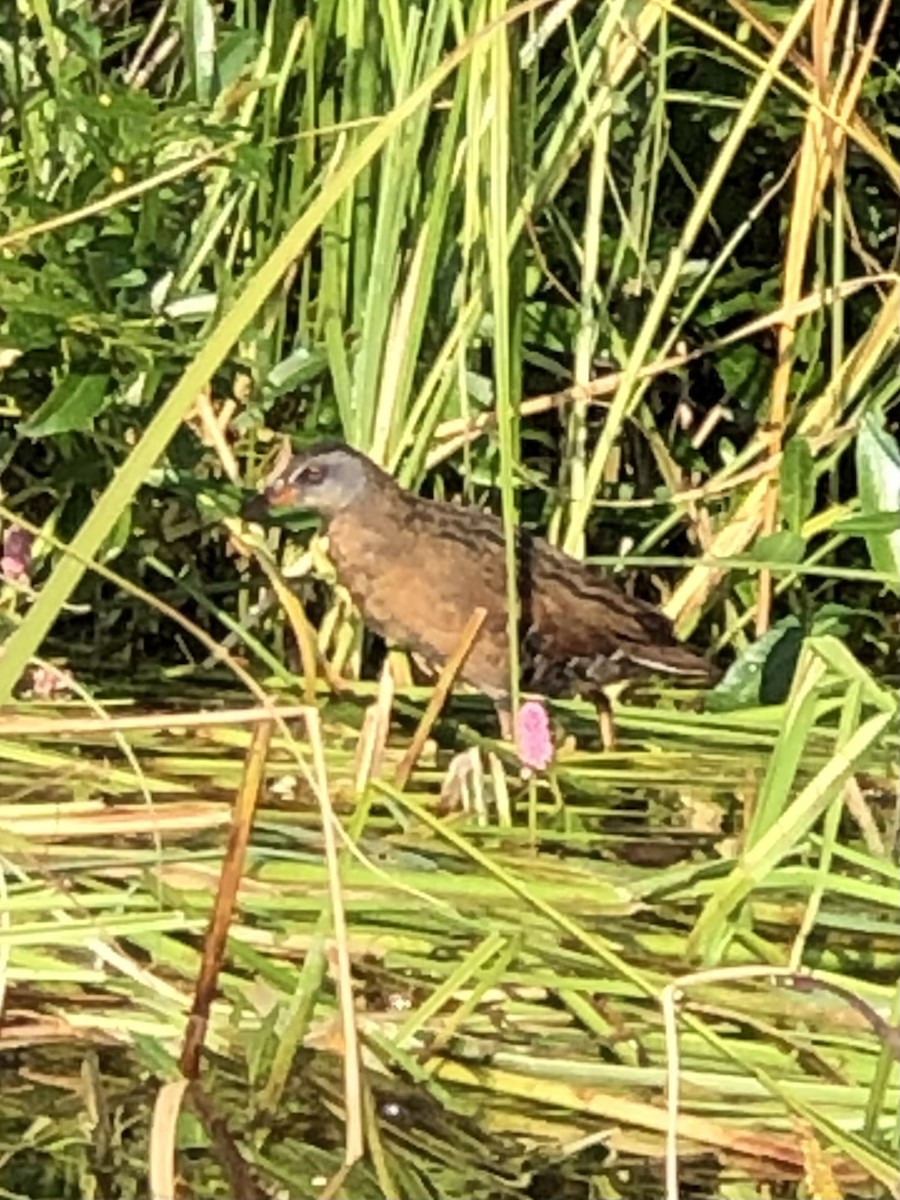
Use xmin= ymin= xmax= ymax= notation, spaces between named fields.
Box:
xmin=264 ymin=481 xmax=300 ymax=507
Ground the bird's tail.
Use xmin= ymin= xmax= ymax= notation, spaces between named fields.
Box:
xmin=625 ymin=642 xmax=720 ymax=682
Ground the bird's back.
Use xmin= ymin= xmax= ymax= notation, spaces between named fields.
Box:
xmin=327 ymin=485 xmax=713 ymax=700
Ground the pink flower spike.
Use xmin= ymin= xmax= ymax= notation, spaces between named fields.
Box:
xmin=1 ymin=525 xmax=33 ymax=583
xmin=514 ymin=700 xmax=554 ymax=772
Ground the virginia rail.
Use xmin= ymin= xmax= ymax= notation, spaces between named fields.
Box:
xmin=244 ymin=443 xmax=717 ymax=744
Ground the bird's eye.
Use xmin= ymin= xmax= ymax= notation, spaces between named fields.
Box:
xmin=296 ymin=464 xmax=325 ymax=485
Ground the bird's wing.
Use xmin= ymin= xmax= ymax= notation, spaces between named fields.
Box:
xmin=523 ymin=535 xmax=714 ymax=690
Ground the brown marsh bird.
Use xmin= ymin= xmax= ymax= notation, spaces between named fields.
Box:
xmin=245 ymin=443 xmax=717 ymax=744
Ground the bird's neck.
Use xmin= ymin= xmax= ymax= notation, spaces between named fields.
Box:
xmin=324 ymin=478 xmax=412 ymax=566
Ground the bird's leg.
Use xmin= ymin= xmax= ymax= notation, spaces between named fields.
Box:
xmin=595 ymin=691 xmax=617 ymax=751
xmin=493 ymin=698 xmax=514 ymax=742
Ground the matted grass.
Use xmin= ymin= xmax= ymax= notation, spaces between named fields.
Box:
xmin=1 ymin=656 xmax=896 ymax=1199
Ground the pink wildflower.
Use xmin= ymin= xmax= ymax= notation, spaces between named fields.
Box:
xmin=1 ymin=525 xmax=32 ymax=584
xmin=514 ymin=700 xmax=554 ymax=772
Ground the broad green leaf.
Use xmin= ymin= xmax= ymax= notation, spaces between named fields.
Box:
xmin=714 ymin=342 xmax=770 ymax=411
xmin=759 ymin=620 xmax=805 ymax=704
xmin=856 ymin=410 xmax=900 ymax=593
xmin=749 ymin=529 xmax=806 ymax=566
xmin=706 ymin=617 xmax=802 ymax=711
xmin=19 ymin=374 xmax=110 ymax=437
xmin=267 ymin=346 xmax=330 ymax=394
xmin=779 ymin=436 xmax=815 ymax=534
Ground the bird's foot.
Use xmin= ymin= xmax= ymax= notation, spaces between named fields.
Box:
xmin=597 ymin=706 xmax=617 ymax=751
xmin=494 ymin=702 xmax=514 ymax=743
xmin=595 ymin=694 xmax=617 ymax=751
